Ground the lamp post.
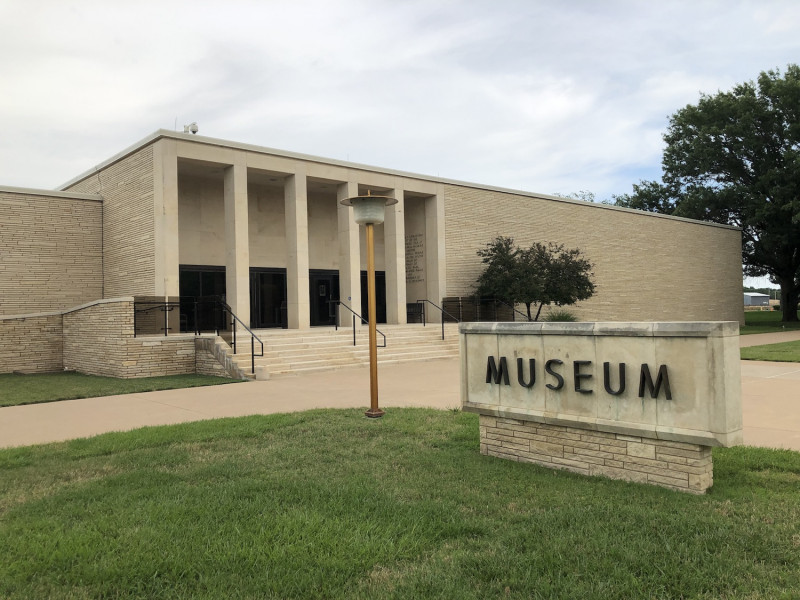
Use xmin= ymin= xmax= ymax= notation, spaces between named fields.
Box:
xmin=340 ymin=191 xmax=398 ymax=418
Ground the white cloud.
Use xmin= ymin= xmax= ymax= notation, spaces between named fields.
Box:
xmin=0 ymin=0 xmax=798 ymax=199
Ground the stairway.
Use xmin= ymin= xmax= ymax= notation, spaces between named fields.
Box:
xmin=230 ymin=323 xmax=460 ymax=377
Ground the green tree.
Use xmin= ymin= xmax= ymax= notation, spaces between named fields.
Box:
xmin=475 ymin=236 xmax=519 ymax=304
xmin=614 ymin=64 xmax=800 ymax=321
xmin=476 ymin=237 xmax=595 ymax=320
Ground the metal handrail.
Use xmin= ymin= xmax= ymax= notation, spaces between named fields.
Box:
xmin=133 ymin=301 xmax=181 ymax=337
xmin=219 ymin=300 xmax=264 ymax=374
xmin=416 ymin=299 xmax=460 ymax=340
xmin=488 ymin=297 xmax=532 ymax=322
xmin=133 ymin=297 xmax=263 ymax=374
xmin=331 ymin=301 xmax=386 ymax=348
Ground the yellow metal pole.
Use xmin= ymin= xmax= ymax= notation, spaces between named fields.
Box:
xmin=365 ymin=222 xmax=384 ymax=418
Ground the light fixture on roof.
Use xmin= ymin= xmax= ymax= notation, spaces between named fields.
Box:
xmin=183 ymin=122 xmax=199 ymax=134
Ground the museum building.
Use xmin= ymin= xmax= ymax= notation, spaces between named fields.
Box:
xmin=0 ymin=129 xmax=744 ymax=377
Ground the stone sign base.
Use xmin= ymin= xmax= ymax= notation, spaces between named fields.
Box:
xmin=480 ymin=415 xmax=713 ymax=494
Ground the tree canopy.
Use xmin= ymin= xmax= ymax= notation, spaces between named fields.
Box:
xmin=614 ymin=64 xmax=800 ymax=321
xmin=475 ymin=236 xmax=595 ymax=320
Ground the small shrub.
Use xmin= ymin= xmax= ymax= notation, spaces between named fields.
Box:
xmin=774 ymin=305 xmax=781 ymax=311
xmin=544 ymin=310 xmax=577 ymax=322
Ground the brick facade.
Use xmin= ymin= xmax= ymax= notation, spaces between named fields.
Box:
xmin=195 ymin=339 xmax=231 ymax=377
xmin=0 ymin=188 xmax=102 ymax=316
xmin=0 ymin=132 xmax=745 ymax=383
xmin=444 ymin=185 xmax=743 ymax=324
xmin=65 ymin=146 xmax=156 ymax=297
xmin=480 ymin=415 xmax=713 ymax=494
xmin=0 ymin=299 xmax=236 ymax=379
xmin=0 ymin=312 xmax=63 ymax=373
xmin=62 ymin=299 xmax=195 ymax=378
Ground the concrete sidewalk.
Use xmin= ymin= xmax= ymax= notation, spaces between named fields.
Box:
xmin=739 ymin=330 xmax=800 ymax=347
xmin=2 ymin=357 xmax=800 ymax=452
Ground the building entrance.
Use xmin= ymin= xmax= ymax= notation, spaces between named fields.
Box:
xmin=178 ymin=265 xmax=226 ymax=333
xmin=360 ymin=270 xmax=387 ymax=324
xmin=309 ymin=270 xmax=340 ymax=326
xmin=250 ymin=268 xmax=287 ymax=329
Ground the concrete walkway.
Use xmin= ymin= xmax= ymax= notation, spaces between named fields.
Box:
xmin=739 ymin=330 xmax=800 ymax=347
xmin=0 ymin=359 xmax=462 ymax=449
xmin=2 ymin=355 xmax=800 ymax=452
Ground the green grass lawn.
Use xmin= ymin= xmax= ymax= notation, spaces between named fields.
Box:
xmin=741 ymin=340 xmax=800 ymax=362
xmin=741 ymin=309 xmax=800 ymax=334
xmin=0 ymin=371 xmax=241 ymax=408
xmin=1 ymin=409 xmax=798 ymax=599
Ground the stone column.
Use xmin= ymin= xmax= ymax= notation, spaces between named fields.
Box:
xmin=337 ymin=180 xmax=361 ymax=326
xmin=285 ymin=166 xmax=310 ymax=329
xmin=385 ymin=185 xmax=407 ymax=324
xmin=153 ymin=138 xmax=180 ymax=298
xmin=223 ymin=155 xmax=250 ymax=326
xmin=425 ymin=186 xmax=447 ymax=323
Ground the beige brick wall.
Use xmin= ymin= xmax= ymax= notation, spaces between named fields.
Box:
xmin=195 ymin=337 xmax=234 ymax=377
xmin=0 ymin=190 xmax=102 ymax=316
xmin=62 ymin=298 xmax=196 ymax=378
xmin=63 ymin=299 xmax=133 ymax=377
xmin=444 ymin=186 xmax=744 ymax=324
xmin=0 ymin=299 xmax=234 ymax=378
xmin=480 ymin=415 xmax=713 ymax=494
xmin=66 ymin=146 xmax=156 ymax=297
xmin=0 ymin=312 xmax=63 ymax=373
xmin=122 ymin=336 xmax=196 ymax=378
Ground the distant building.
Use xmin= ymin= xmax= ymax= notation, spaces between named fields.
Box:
xmin=743 ymin=292 xmax=770 ymax=307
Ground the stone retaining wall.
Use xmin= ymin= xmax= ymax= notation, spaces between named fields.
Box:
xmin=1 ymin=298 xmax=235 ymax=379
xmin=480 ymin=415 xmax=713 ymax=494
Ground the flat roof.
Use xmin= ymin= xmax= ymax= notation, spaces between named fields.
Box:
xmin=58 ymin=129 xmax=740 ymax=232
xmin=0 ymin=185 xmax=102 ymax=202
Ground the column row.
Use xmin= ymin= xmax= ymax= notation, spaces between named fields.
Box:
xmin=155 ymin=144 xmax=444 ymax=330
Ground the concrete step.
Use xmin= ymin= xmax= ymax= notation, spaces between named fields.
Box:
xmin=228 ymin=323 xmax=461 ymax=376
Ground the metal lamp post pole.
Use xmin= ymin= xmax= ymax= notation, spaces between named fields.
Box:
xmin=340 ymin=191 xmax=396 ymax=419
xmin=364 ymin=222 xmax=383 ymax=418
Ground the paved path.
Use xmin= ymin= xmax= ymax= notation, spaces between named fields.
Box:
xmin=2 ymin=356 xmax=800 ymax=452
xmin=0 ymin=359 xmax=462 ymax=449
xmin=739 ymin=330 xmax=800 ymax=347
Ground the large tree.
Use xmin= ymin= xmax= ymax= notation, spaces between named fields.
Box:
xmin=615 ymin=65 xmax=800 ymax=321
xmin=476 ymin=236 xmax=595 ymax=320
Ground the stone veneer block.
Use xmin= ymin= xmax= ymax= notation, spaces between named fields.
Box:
xmin=479 ymin=415 xmax=713 ymax=494
xmin=462 ymin=322 xmax=741 ymax=493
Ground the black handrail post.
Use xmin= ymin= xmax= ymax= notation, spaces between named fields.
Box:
xmin=421 ymin=300 xmax=426 ymax=326
xmin=163 ymin=299 xmax=168 ymax=336
xmin=415 ymin=299 xmax=459 ymax=340
xmin=232 ymin=310 xmax=237 ymax=354
xmin=251 ymin=336 xmax=255 ymax=374
xmin=334 ymin=300 xmax=385 ymax=349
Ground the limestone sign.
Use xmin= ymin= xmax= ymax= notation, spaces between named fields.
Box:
xmin=460 ymin=322 xmax=743 ymax=493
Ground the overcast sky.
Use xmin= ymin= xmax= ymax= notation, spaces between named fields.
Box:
xmin=0 ymin=0 xmax=797 ymax=209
